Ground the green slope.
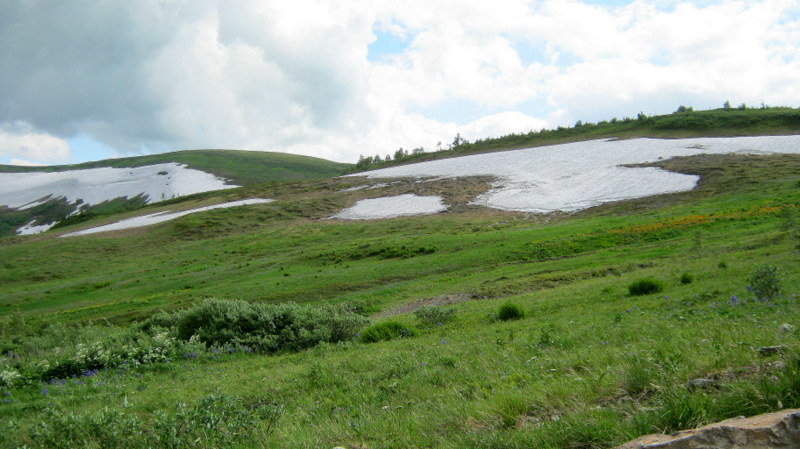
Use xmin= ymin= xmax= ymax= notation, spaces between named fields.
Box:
xmin=2 ymin=111 xmax=800 ymax=448
xmin=1 ymin=151 xmax=798 ymax=448
xmin=0 ymin=149 xmax=351 ymax=186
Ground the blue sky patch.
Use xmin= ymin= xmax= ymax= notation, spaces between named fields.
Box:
xmin=368 ymin=29 xmax=412 ymax=62
xmin=66 ymin=134 xmax=119 ymax=164
xmin=509 ymin=38 xmax=549 ymax=66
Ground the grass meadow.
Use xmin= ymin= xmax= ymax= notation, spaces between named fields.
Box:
xmin=0 ymin=151 xmax=799 ymax=448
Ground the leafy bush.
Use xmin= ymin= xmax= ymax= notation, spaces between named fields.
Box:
xmin=358 ymin=321 xmax=418 ymax=343
xmin=147 ymin=299 xmax=367 ymax=353
xmin=748 ymin=264 xmax=782 ymax=299
xmin=497 ymin=302 xmax=525 ymax=321
xmin=414 ymin=305 xmax=456 ymax=327
xmin=679 ymin=273 xmax=693 ymax=285
xmin=39 ymin=330 xmax=200 ymax=381
xmin=0 ymin=368 xmax=22 ymax=387
xmin=628 ymin=278 xmax=664 ymax=296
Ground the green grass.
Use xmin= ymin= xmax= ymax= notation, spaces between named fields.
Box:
xmin=0 ymin=139 xmax=799 ymax=447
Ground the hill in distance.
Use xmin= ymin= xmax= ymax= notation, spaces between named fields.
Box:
xmin=1 ymin=106 xmax=800 ymax=448
xmin=0 ymin=149 xmax=351 ymax=237
xmin=0 ymin=149 xmax=352 ymax=186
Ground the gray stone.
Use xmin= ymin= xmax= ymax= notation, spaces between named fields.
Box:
xmin=616 ymin=409 xmax=800 ymax=449
xmin=685 ymin=378 xmax=716 ymax=391
xmin=768 ymin=360 xmax=788 ymax=370
xmin=758 ymin=345 xmax=786 ymax=356
xmin=779 ymin=323 xmax=795 ymax=334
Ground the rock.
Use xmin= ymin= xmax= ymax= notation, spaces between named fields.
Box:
xmin=685 ymin=378 xmax=716 ymax=391
xmin=768 ymin=360 xmax=788 ymax=370
xmin=779 ymin=323 xmax=795 ymax=334
xmin=758 ymin=345 xmax=786 ymax=356
xmin=616 ymin=409 xmax=800 ymax=449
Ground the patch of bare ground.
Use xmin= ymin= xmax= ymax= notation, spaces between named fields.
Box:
xmin=371 ymin=293 xmax=472 ymax=319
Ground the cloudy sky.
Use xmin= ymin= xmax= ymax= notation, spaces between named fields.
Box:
xmin=1 ymin=0 xmax=799 ymax=166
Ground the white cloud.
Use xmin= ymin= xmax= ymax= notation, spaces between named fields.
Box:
xmin=0 ymin=123 xmax=71 ymax=163
xmin=0 ymin=0 xmax=798 ymax=164
xmin=9 ymin=158 xmax=46 ymax=167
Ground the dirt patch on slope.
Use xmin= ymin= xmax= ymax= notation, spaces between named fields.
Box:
xmin=372 ymin=293 xmax=472 ymax=319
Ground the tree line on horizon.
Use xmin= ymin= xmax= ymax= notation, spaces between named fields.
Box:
xmin=353 ymin=103 xmax=798 ymax=171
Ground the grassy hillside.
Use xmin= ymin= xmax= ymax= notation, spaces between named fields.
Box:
xmin=0 ymin=149 xmax=351 ymax=186
xmin=1 ymin=144 xmax=799 ymax=447
xmin=0 ymin=149 xmax=352 ymax=237
xmin=354 ymin=106 xmax=800 ymax=171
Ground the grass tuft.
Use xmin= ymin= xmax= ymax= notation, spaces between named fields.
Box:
xmin=628 ymin=278 xmax=665 ymax=296
xmin=358 ymin=321 xmax=418 ymax=343
xmin=497 ymin=302 xmax=525 ymax=321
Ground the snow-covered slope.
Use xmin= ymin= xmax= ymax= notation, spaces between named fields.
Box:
xmin=0 ymin=163 xmax=236 ymax=234
xmin=350 ymin=136 xmax=800 ymax=214
xmin=61 ymin=199 xmax=273 ymax=237
xmin=331 ymin=194 xmax=447 ymax=220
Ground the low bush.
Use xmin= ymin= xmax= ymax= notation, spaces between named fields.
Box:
xmin=358 ymin=321 xmax=418 ymax=343
xmin=628 ymin=278 xmax=664 ymax=296
xmin=497 ymin=302 xmax=525 ymax=321
xmin=679 ymin=273 xmax=693 ymax=285
xmin=748 ymin=264 xmax=782 ymax=299
xmin=145 ymin=299 xmax=367 ymax=353
xmin=38 ymin=330 xmax=199 ymax=381
xmin=414 ymin=305 xmax=456 ymax=326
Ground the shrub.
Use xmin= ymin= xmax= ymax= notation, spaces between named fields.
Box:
xmin=628 ymin=278 xmax=664 ymax=296
xmin=748 ymin=264 xmax=782 ymax=299
xmin=414 ymin=305 xmax=456 ymax=327
xmin=497 ymin=302 xmax=525 ymax=321
xmin=358 ymin=321 xmax=418 ymax=343
xmin=679 ymin=273 xmax=693 ymax=285
xmin=718 ymin=260 xmax=728 ymax=269
xmin=146 ymin=299 xmax=367 ymax=353
xmin=0 ymin=368 xmax=22 ymax=387
xmin=39 ymin=330 xmax=199 ymax=381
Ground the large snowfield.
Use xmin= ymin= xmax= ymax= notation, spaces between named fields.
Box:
xmin=0 ymin=163 xmax=236 ymax=234
xmin=331 ymin=194 xmax=447 ymax=220
xmin=351 ymin=136 xmax=800 ymax=214
xmin=61 ymin=199 xmax=274 ymax=237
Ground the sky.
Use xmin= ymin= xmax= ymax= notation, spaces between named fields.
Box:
xmin=1 ymin=0 xmax=799 ymax=166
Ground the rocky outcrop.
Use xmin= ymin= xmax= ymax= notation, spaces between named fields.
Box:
xmin=617 ymin=409 xmax=800 ymax=449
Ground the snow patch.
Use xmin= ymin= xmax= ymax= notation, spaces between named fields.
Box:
xmin=350 ymin=136 xmax=800 ymax=213
xmin=61 ymin=199 xmax=274 ymax=237
xmin=331 ymin=194 xmax=447 ymax=220
xmin=16 ymin=220 xmax=57 ymax=235
xmin=339 ymin=182 xmax=389 ymax=192
xmin=0 ymin=163 xmax=235 ymax=210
